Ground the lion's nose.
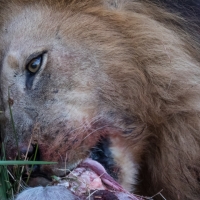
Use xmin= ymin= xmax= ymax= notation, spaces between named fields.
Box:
xmin=19 ymin=144 xmax=40 ymax=172
xmin=19 ymin=144 xmax=40 ymax=160
xmin=19 ymin=144 xmax=34 ymax=157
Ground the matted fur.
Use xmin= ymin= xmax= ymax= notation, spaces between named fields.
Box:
xmin=15 ymin=186 xmax=76 ymax=200
xmin=0 ymin=0 xmax=200 ymax=199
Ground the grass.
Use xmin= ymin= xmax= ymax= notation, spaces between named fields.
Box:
xmin=0 ymin=142 xmax=12 ymax=200
xmin=0 ymin=88 xmax=57 ymax=199
xmin=0 ymin=159 xmax=57 ymax=200
xmin=0 ymin=136 xmax=57 ymax=200
xmin=0 ymin=138 xmax=57 ymax=200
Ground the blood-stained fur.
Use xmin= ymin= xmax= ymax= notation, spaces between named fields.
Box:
xmin=0 ymin=0 xmax=200 ymax=199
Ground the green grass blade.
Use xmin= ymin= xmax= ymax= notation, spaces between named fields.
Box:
xmin=8 ymin=87 xmax=20 ymax=158
xmin=0 ymin=143 xmax=12 ymax=200
xmin=0 ymin=167 xmax=9 ymax=200
xmin=0 ymin=161 xmax=57 ymax=165
xmin=26 ymin=144 xmax=39 ymax=184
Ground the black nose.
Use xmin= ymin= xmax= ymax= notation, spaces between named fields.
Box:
xmin=19 ymin=144 xmax=40 ymax=172
xmin=19 ymin=144 xmax=34 ymax=157
xmin=19 ymin=144 xmax=40 ymax=158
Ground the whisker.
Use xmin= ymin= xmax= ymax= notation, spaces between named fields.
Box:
xmin=83 ymin=125 xmax=109 ymax=141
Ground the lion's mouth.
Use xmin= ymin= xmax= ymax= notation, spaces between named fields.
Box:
xmin=20 ymin=137 xmax=142 ymax=199
xmin=25 ymin=137 xmax=119 ymax=183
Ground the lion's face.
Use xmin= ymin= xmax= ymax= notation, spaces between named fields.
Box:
xmin=1 ymin=8 xmax=103 ymax=164
xmin=0 ymin=3 xmax=139 ymax=188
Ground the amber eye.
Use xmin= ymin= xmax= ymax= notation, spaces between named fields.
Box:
xmin=26 ymin=55 xmax=42 ymax=74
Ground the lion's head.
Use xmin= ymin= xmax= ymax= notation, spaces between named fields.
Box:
xmin=1 ymin=0 xmax=200 ymax=199
xmin=0 ymin=0 xmax=146 ymax=191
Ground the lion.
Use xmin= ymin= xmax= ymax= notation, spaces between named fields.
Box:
xmin=0 ymin=0 xmax=200 ymax=199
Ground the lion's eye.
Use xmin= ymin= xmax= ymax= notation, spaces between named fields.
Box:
xmin=25 ymin=52 xmax=47 ymax=90
xmin=26 ymin=55 xmax=42 ymax=74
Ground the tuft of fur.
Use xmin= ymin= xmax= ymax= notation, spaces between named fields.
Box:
xmin=15 ymin=186 xmax=77 ymax=200
xmin=0 ymin=0 xmax=200 ymax=199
